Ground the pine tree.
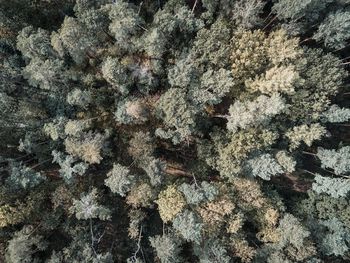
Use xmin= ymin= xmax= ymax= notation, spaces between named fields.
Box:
xmin=312 ymin=174 xmax=350 ymax=198
xmin=316 ymin=146 xmax=350 ymax=175
xmin=149 ymin=234 xmax=183 ymax=263
xmin=70 ymin=188 xmax=111 ymax=220
xmin=172 ymin=209 xmax=203 ymax=244
xmin=227 ymin=94 xmax=286 ymax=133
xmin=314 ymin=9 xmax=350 ymax=49
xmin=104 ymin=163 xmax=136 ymax=197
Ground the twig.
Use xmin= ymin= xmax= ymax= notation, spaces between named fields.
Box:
xmin=263 ymin=15 xmax=277 ymax=31
xmin=138 ymin=1 xmax=143 ymax=15
xmin=130 ymin=225 xmax=143 ymax=262
xmin=191 ymin=0 xmax=198 ymax=14
xmin=90 ymin=218 xmax=98 ymax=257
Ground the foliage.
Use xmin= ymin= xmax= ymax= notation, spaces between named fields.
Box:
xmin=286 ymin=124 xmax=326 ymax=150
xmin=227 ymin=93 xmax=286 ymax=132
xmin=312 ymin=174 xmax=350 ymax=198
xmin=314 ymin=10 xmax=350 ymax=49
xmin=156 ymin=185 xmax=186 ymax=223
xmin=172 ymin=209 xmax=203 ymax=244
xmin=246 ymin=153 xmax=284 ymax=180
xmin=5 ymin=225 xmax=47 ymax=263
xmin=1 ymin=0 xmax=350 ymax=262
xmin=105 ymin=163 xmax=136 ymax=197
xmin=149 ymin=234 xmax=182 ymax=263
xmin=52 ymin=150 xmax=88 ymax=183
xmin=319 ymin=217 xmax=350 ymax=257
xmin=316 ymin=146 xmax=350 ymax=175
xmin=70 ymin=188 xmax=111 ymax=220
xmin=322 ymin=105 xmax=350 ymax=123
xmin=5 ymin=160 xmax=45 ymax=189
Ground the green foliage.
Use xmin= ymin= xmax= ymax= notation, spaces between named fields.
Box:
xmin=286 ymin=124 xmax=326 ymax=150
xmin=5 ymin=226 xmax=47 ymax=263
xmin=178 ymin=181 xmax=218 ymax=205
xmin=314 ymin=10 xmax=350 ymax=49
xmin=1 ymin=0 xmax=350 ymax=261
xmin=5 ymin=160 xmax=45 ymax=190
xmin=231 ymin=0 xmax=265 ymax=29
xmin=107 ymin=1 xmax=143 ymax=50
xmin=105 ymin=163 xmax=136 ymax=197
xmin=319 ymin=217 xmax=350 ymax=257
xmin=246 ymin=154 xmax=283 ymax=180
xmin=227 ymin=93 xmax=286 ymax=132
xmin=312 ymin=174 xmax=350 ymax=198
xmin=156 ymin=88 xmax=197 ymax=144
xmin=101 ymin=56 xmax=132 ymax=94
xmin=67 ymin=88 xmax=92 ymax=108
xmin=194 ymin=239 xmax=231 ymax=263
xmin=16 ymin=26 xmax=54 ymax=60
xmin=143 ymin=158 xmax=166 ymax=186
xmin=322 ymin=105 xmax=350 ymax=123
xmin=70 ymin=188 xmax=111 ymax=220
xmin=23 ymin=58 xmax=66 ymax=90
xmin=172 ymin=209 xmax=203 ymax=244
xmin=275 ymin=151 xmax=296 ymax=173
xmin=149 ymin=234 xmax=182 ymax=263
xmin=52 ymin=150 xmax=88 ymax=183
xmin=316 ymin=146 xmax=350 ymax=175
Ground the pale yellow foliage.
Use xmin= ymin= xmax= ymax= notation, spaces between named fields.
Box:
xmin=231 ymin=30 xmax=267 ymax=81
xmin=231 ymin=239 xmax=256 ymax=263
xmin=286 ymin=123 xmax=327 ymax=150
xmin=264 ymin=207 xmax=280 ymax=226
xmin=227 ymin=213 xmax=244 ymax=234
xmin=198 ymin=197 xmax=235 ymax=225
xmin=232 ymin=178 xmax=267 ymax=209
xmin=246 ymin=65 xmax=303 ymax=95
xmin=265 ymin=29 xmax=303 ymax=65
xmin=126 ymin=183 xmax=155 ymax=208
xmin=257 ymin=227 xmax=280 ymax=243
xmin=156 ymin=185 xmax=186 ymax=223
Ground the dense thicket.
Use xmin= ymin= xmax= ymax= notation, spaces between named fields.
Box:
xmin=0 ymin=0 xmax=350 ymax=262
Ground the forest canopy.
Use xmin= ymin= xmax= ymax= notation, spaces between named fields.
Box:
xmin=0 ymin=0 xmax=350 ymax=262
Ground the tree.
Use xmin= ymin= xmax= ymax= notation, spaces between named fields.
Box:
xmin=67 ymin=88 xmax=92 ymax=108
xmin=5 ymin=225 xmax=47 ymax=263
xmin=312 ymin=174 xmax=350 ymax=198
xmin=194 ymin=239 xmax=231 ymax=263
xmin=107 ymin=1 xmax=143 ymax=50
xmin=178 ymin=181 xmax=218 ymax=205
xmin=70 ymin=188 xmax=111 ymax=220
xmin=53 ymin=16 xmax=97 ymax=64
xmin=155 ymin=88 xmax=197 ymax=144
xmin=286 ymin=123 xmax=326 ymax=150
xmin=227 ymin=94 xmax=286 ymax=133
xmin=23 ymin=58 xmax=66 ymax=90
xmin=5 ymin=160 xmax=45 ymax=190
xmin=319 ymin=217 xmax=350 ymax=257
xmin=231 ymin=0 xmax=265 ymax=29
xmin=322 ymin=105 xmax=350 ymax=123
xmin=149 ymin=234 xmax=183 ymax=263
xmin=172 ymin=209 xmax=203 ymax=244
xmin=245 ymin=154 xmax=283 ymax=180
xmin=65 ymin=131 xmax=108 ymax=164
xmin=314 ymin=9 xmax=350 ymax=49
xmin=52 ymin=150 xmax=88 ymax=183
xmin=101 ymin=56 xmax=132 ymax=94
xmin=16 ymin=26 xmax=55 ymax=60
xmin=104 ymin=163 xmax=136 ymax=197
xmin=155 ymin=185 xmax=186 ymax=223
xmin=316 ymin=146 xmax=350 ymax=175
xmin=246 ymin=65 xmax=303 ymax=95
